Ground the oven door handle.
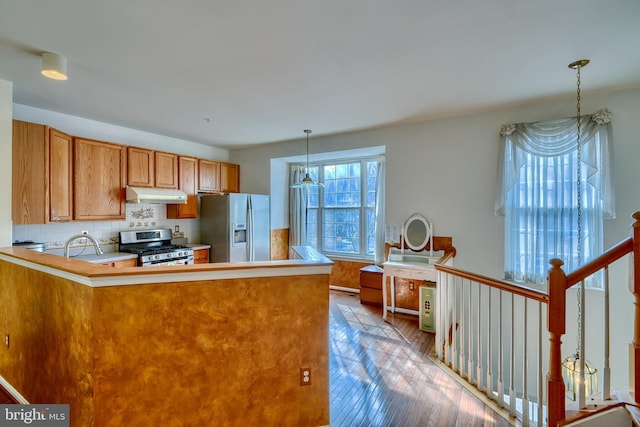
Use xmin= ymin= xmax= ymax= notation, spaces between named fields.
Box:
xmin=144 ymin=255 xmax=192 ymax=266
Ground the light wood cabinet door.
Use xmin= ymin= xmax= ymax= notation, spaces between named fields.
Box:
xmin=198 ymin=159 xmax=220 ymax=193
xmin=127 ymin=147 xmax=154 ymax=187
xmin=154 ymin=151 xmax=178 ymax=189
xmin=12 ymin=121 xmax=73 ymax=224
xmin=49 ymin=129 xmax=74 ymax=222
xmin=220 ymin=162 xmax=240 ymax=193
xmin=12 ymin=120 xmax=47 ymax=224
xmin=74 ymin=138 xmax=127 ymax=220
xmin=167 ymin=156 xmax=198 ymax=219
xmin=193 ymin=248 xmax=210 ymax=264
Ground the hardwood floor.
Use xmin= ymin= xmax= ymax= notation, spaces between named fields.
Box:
xmin=0 ymin=290 xmax=513 ymax=425
xmin=330 ymin=290 xmax=512 ymax=427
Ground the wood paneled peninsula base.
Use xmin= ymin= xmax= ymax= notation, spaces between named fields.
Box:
xmin=0 ymin=247 xmax=332 ymax=427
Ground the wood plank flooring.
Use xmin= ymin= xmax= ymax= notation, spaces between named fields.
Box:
xmin=330 ymin=290 xmax=513 ymax=427
xmin=0 ymin=290 xmax=514 ymax=426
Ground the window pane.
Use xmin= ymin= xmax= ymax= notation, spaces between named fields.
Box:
xmin=324 ymin=162 xmax=360 ymax=208
xmin=305 ymin=208 xmax=317 ymax=248
xmin=367 ymin=161 xmax=377 ymax=207
xmin=307 ymin=166 xmax=320 ymax=208
xmin=323 ymin=208 xmax=359 ymax=254
xmin=366 ymin=208 xmax=376 ymax=255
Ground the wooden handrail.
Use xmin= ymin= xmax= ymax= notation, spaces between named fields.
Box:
xmin=547 ymin=212 xmax=640 ymax=427
xmin=565 ymin=238 xmax=634 ymax=289
xmin=435 ymin=264 xmax=548 ymax=303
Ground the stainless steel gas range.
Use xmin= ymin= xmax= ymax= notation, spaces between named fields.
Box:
xmin=119 ymin=228 xmax=194 ymax=266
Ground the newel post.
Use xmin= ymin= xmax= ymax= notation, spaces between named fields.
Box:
xmin=632 ymin=212 xmax=640 ymax=403
xmin=547 ymin=258 xmax=567 ymax=427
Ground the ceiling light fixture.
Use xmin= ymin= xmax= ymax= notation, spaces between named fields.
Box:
xmin=41 ymin=52 xmax=68 ymax=80
xmin=290 ymin=129 xmax=323 ymax=188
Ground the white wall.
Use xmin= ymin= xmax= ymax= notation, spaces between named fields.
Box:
xmin=230 ymin=87 xmax=640 ymax=390
xmin=0 ymin=79 xmax=12 ymax=246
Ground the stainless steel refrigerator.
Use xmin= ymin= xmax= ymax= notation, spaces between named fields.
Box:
xmin=200 ymin=193 xmax=270 ymax=262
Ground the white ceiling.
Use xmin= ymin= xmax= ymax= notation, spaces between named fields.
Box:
xmin=1 ymin=1 xmax=639 ymax=149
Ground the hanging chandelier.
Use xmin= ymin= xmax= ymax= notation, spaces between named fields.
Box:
xmin=561 ymin=58 xmax=598 ymax=402
xmin=290 ymin=129 xmax=324 ymax=188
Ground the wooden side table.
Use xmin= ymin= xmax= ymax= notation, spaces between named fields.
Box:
xmin=360 ymin=265 xmax=383 ymax=306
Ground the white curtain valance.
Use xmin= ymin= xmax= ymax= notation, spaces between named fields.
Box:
xmin=494 ymin=108 xmax=615 ymax=219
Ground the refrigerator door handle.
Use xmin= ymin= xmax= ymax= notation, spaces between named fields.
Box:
xmin=247 ymin=197 xmax=254 ymax=261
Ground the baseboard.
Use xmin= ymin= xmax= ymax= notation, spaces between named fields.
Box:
xmin=387 ymin=306 xmax=419 ymax=316
xmin=0 ymin=374 xmax=29 ymax=404
xmin=329 ymin=285 xmax=359 ymax=294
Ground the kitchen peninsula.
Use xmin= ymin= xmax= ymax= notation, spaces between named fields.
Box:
xmin=0 ymin=247 xmax=332 ymax=427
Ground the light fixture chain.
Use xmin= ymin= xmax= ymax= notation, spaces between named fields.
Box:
xmin=575 ymin=63 xmax=583 ymax=357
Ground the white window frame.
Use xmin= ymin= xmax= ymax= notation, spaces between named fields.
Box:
xmin=303 ymin=156 xmax=378 ymax=260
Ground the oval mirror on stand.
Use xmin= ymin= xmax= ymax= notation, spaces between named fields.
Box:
xmin=403 ymin=213 xmax=432 ymax=252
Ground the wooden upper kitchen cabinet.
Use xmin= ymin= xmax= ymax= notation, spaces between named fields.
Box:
xmin=154 ymin=151 xmax=178 ymax=189
xmin=127 ymin=147 xmax=154 ymax=187
xmin=198 ymin=159 xmax=240 ymax=193
xmin=12 ymin=120 xmax=73 ymax=224
xmin=167 ymin=156 xmax=198 ymax=219
xmin=220 ymin=162 xmax=240 ymax=193
xmin=198 ymin=159 xmax=220 ymax=193
xmin=74 ymin=137 xmax=127 ymax=220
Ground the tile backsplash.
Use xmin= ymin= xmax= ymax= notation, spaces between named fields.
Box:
xmin=12 ymin=203 xmax=201 ymax=253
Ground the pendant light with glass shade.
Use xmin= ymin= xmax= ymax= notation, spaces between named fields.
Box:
xmin=291 ymin=129 xmax=324 ymax=188
xmin=561 ymin=59 xmax=598 ymax=405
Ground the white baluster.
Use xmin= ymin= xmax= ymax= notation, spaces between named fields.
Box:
xmin=459 ymin=279 xmax=466 ymax=379
xmin=468 ymin=281 xmax=474 ymax=384
xmin=452 ymin=276 xmax=458 ymax=372
xmin=603 ymin=267 xmax=611 ymax=400
xmin=444 ymin=272 xmax=450 ymax=366
xmin=578 ymin=280 xmax=586 ymax=409
xmin=522 ymin=297 xmax=529 ymax=426
xmin=476 ymin=284 xmax=483 ymax=391
xmin=509 ymin=293 xmax=516 ymax=417
xmin=487 ymin=287 xmax=493 ymax=400
xmin=537 ymin=302 xmax=543 ymax=427
xmin=497 ymin=290 xmax=504 ymax=408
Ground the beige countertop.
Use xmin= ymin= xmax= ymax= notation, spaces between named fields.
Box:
xmin=0 ymin=246 xmax=333 ymax=287
xmin=70 ymin=252 xmax=138 ymax=264
xmin=185 ymin=243 xmax=211 ymax=250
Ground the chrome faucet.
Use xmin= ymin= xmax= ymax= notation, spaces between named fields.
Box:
xmin=63 ymin=233 xmax=104 ymax=258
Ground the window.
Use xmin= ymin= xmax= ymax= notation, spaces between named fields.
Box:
xmin=505 ymin=150 xmax=603 ymax=285
xmin=495 ymin=113 xmax=614 ymax=287
xmin=304 ymin=158 xmax=378 ymax=258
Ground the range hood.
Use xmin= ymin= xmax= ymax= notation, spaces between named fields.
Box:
xmin=126 ymin=186 xmax=188 ymax=204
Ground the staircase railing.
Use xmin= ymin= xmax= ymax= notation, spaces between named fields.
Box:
xmin=434 ymin=212 xmax=640 ymax=426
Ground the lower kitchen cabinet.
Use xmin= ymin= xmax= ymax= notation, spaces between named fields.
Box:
xmin=101 ymin=258 xmax=138 ymax=268
xmin=194 ymin=248 xmax=210 ymax=264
